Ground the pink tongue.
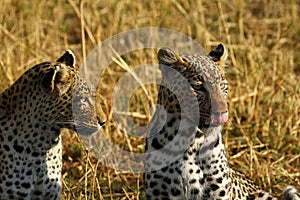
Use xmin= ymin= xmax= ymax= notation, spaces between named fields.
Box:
xmin=210 ymin=112 xmax=228 ymax=125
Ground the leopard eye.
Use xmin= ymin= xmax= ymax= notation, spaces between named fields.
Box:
xmin=81 ymin=97 xmax=90 ymax=104
xmin=182 ymin=57 xmax=188 ymax=62
xmin=193 ymin=82 xmax=206 ymax=92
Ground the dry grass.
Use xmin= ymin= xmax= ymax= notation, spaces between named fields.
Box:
xmin=0 ymin=0 xmax=299 ymax=199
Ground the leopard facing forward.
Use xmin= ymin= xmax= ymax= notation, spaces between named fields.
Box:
xmin=144 ymin=44 xmax=299 ymax=200
xmin=0 ymin=51 xmax=105 ymax=199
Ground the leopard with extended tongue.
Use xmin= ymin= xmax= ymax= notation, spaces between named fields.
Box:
xmin=144 ymin=44 xmax=299 ymax=200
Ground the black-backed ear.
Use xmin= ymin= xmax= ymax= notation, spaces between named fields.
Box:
xmin=56 ymin=50 xmax=76 ymax=68
xmin=158 ymin=47 xmax=183 ymax=65
xmin=208 ymin=44 xmax=227 ymax=62
xmin=40 ymin=65 xmax=74 ymax=95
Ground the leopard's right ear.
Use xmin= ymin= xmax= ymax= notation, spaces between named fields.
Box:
xmin=56 ymin=50 xmax=76 ymax=68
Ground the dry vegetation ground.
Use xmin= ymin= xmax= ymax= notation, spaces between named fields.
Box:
xmin=0 ymin=0 xmax=299 ymax=199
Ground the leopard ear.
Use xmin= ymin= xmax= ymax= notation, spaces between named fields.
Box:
xmin=40 ymin=65 xmax=74 ymax=95
xmin=40 ymin=50 xmax=76 ymax=94
xmin=56 ymin=50 xmax=76 ymax=68
xmin=208 ymin=44 xmax=228 ymax=64
xmin=158 ymin=47 xmax=184 ymax=65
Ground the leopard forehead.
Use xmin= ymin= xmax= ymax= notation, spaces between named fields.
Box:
xmin=181 ymin=53 xmax=225 ymax=83
xmin=158 ymin=45 xmax=227 ymax=84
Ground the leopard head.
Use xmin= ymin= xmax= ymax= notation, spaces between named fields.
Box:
xmin=157 ymin=44 xmax=228 ymax=126
xmin=38 ymin=50 xmax=105 ymax=136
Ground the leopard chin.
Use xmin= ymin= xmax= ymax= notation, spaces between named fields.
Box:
xmin=75 ymin=124 xmax=102 ymax=137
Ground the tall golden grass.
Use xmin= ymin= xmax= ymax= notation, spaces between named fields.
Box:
xmin=0 ymin=0 xmax=299 ymax=199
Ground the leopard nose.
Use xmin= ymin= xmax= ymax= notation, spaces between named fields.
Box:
xmin=210 ymin=111 xmax=228 ymax=124
xmin=97 ymin=116 xmax=106 ymax=126
xmin=205 ymin=83 xmax=228 ymax=114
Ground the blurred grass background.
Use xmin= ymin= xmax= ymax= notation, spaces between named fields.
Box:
xmin=0 ymin=0 xmax=299 ymax=199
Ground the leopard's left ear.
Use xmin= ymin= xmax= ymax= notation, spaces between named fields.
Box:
xmin=208 ymin=44 xmax=228 ymax=68
xmin=40 ymin=50 xmax=77 ymax=95
xmin=56 ymin=50 xmax=76 ymax=68
xmin=40 ymin=65 xmax=74 ymax=95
